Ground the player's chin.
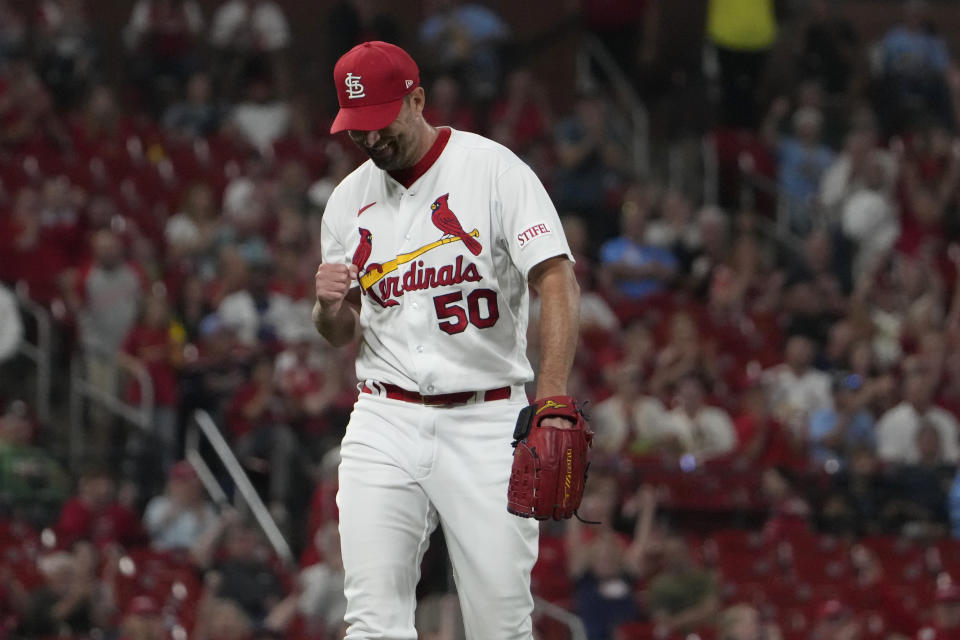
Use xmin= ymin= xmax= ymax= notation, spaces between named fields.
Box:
xmin=367 ymin=144 xmax=400 ymax=169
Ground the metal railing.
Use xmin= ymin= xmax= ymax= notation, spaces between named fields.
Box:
xmin=701 ymin=135 xmax=807 ymax=246
xmin=185 ymin=409 xmax=294 ymax=567
xmin=576 ymin=34 xmax=650 ymax=178
xmin=534 ymin=596 xmax=588 ymax=640
xmin=13 ymin=288 xmax=52 ymax=424
xmin=68 ymin=342 xmax=154 ymax=465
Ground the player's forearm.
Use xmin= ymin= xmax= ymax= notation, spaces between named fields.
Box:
xmin=312 ymin=301 xmax=358 ymax=347
xmin=531 ymin=259 xmax=580 ymax=398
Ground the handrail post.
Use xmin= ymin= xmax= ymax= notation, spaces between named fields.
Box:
xmin=190 ymin=410 xmax=294 ymax=567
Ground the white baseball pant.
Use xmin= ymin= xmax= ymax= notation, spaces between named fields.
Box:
xmin=337 ymin=388 xmax=539 ymax=640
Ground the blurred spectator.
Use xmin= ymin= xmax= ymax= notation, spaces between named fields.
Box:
xmin=192 ymin=515 xmax=288 ymax=624
xmin=649 ymin=311 xmax=714 ymax=396
xmin=580 ymin=0 xmax=659 ymax=89
xmin=163 ymin=71 xmax=222 ymax=139
xmin=124 ymin=0 xmax=204 ymax=114
xmin=733 ymin=380 xmax=800 ymax=470
xmin=142 ymin=460 xmax=217 ymax=553
xmin=225 ymin=354 xmax=299 ymax=514
xmin=67 ymin=230 xmax=146 ymax=452
xmin=419 ymin=0 xmax=511 ymax=102
xmin=274 ymin=332 xmax=340 ymax=442
xmin=271 ymin=99 xmax=329 ymax=179
xmin=227 ymin=75 xmax=290 ymax=154
xmin=839 ymin=153 xmax=900 ymax=281
xmin=764 ymin=334 xmax=833 ymax=436
xmin=659 ymin=373 xmax=737 ymax=461
xmin=717 ymin=603 xmax=782 ymax=640
xmin=819 ymin=121 xmax=897 ymax=222
xmin=297 ymin=521 xmax=347 ymax=637
xmin=487 ymin=67 xmax=551 ymax=155
xmin=54 ymin=465 xmax=144 ymax=549
xmin=686 ymin=205 xmax=730 ymax=296
xmin=807 ymin=372 xmax=876 ymax=470
xmin=811 ymin=600 xmax=860 ymax=640
xmin=645 ymin=190 xmax=700 ymax=269
xmin=0 ymin=1 xmax=25 ymax=66
xmin=706 ymin=0 xmax=777 ymax=128
xmin=217 ymin=261 xmax=292 ymax=348
xmin=118 ymin=595 xmax=166 ymax=640
xmin=592 ymin=361 xmax=666 ymax=457
xmin=874 ymin=0 xmax=953 ymax=134
xmin=567 ymin=478 xmax=653 ymax=640
xmin=599 ymin=200 xmax=677 ymax=302
xmin=326 ymin=0 xmax=401 ymax=83
xmin=180 ymin=312 xmax=250 ymax=420
xmin=165 ymin=181 xmax=221 ymax=265
xmin=762 ymin=99 xmax=836 ymax=233
xmin=0 ymin=188 xmax=69 ymax=307
xmin=646 ymin=535 xmax=720 ymax=635
xmin=917 ymin=585 xmax=960 ymax=640
xmin=798 ymin=0 xmax=859 ymax=97
xmin=553 ymin=93 xmax=629 ymax=217
xmin=0 ymin=56 xmax=69 ymax=152
xmin=422 ymin=75 xmax=477 ymax=133
xmin=821 ymin=446 xmax=887 ymax=535
xmin=0 ymin=282 xmax=22 ymax=363
xmin=761 ymin=467 xmax=812 ymax=541
xmin=193 ymin=588 xmax=254 ymax=640
xmin=0 ymin=399 xmax=69 ymax=520
xmin=876 ymin=362 xmax=959 ymax=464
xmin=120 ymin=292 xmax=183 ymax=472
xmin=12 ymin=542 xmax=113 ymax=637
xmin=209 ymin=0 xmax=291 ymax=99
xmin=35 ymin=0 xmax=98 ymax=110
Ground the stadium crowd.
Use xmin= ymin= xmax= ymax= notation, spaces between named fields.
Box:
xmin=3 ymin=0 xmax=960 ymax=639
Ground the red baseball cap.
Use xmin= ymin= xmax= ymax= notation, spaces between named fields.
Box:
xmin=168 ymin=460 xmax=197 ymax=481
xmin=330 ymin=41 xmax=420 ymax=134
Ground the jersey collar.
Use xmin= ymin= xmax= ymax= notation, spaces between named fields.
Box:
xmin=388 ymin=127 xmax=451 ymax=189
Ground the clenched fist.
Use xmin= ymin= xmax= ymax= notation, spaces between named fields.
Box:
xmin=315 ymin=262 xmax=359 ymax=316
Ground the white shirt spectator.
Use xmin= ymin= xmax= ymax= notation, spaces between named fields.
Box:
xmin=143 ymin=494 xmax=217 ymax=551
xmin=659 ymin=405 xmax=737 ymax=459
xmin=230 ymin=100 xmax=290 ymax=153
xmin=876 ymin=402 xmax=960 ymax=464
xmin=210 ymin=0 xmax=290 ymax=51
xmin=0 ymin=284 xmax=23 ymax=363
xmin=842 ymin=188 xmax=899 ymax=279
xmin=591 ymin=394 xmax=667 ymax=455
xmin=764 ymin=364 xmax=833 ymax=435
xmin=217 ymin=288 xmax=293 ymax=346
xmin=124 ymin=0 xmax=204 ymax=50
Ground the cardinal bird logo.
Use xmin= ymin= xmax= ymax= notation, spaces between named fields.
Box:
xmin=351 ymin=227 xmax=396 ymax=307
xmin=352 ymin=228 xmax=373 ymax=272
xmin=430 ymin=194 xmax=482 ymax=256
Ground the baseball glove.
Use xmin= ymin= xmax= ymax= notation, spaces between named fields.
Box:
xmin=507 ymin=396 xmax=593 ymax=520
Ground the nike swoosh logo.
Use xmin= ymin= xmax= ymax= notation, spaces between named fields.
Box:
xmin=357 ymin=201 xmax=376 ymax=216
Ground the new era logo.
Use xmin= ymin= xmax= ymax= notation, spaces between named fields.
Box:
xmin=405 ymin=79 xmax=414 ymax=89
xmin=345 ymin=72 xmax=365 ymax=99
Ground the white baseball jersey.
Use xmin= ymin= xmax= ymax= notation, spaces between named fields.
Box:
xmin=320 ymin=128 xmax=572 ymax=394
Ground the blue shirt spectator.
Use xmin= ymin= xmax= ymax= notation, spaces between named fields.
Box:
xmin=808 ymin=372 xmax=875 ymax=467
xmin=600 ymin=204 xmax=677 ymax=301
xmin=881 ymin=26 xmax=949 ymax=80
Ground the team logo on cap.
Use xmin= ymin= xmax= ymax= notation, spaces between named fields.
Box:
xmin=345 ymin=73 xmax=365 ymax=99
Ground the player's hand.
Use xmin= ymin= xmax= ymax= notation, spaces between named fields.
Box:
xmin=540 ymin=416 xmax=576 ymax=429
xmin=315 ymin=262 xmax=358 ymax=316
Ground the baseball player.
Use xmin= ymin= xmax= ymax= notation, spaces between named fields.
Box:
xmin=313 ymin=41 xmax=589 ymax=640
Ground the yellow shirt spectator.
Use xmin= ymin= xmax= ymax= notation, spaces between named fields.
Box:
xmin=707 ymin=0 xmax=778 ymax=52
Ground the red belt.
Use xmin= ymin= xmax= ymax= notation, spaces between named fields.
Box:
xmin=361 ymin=382 xmax=512 ymax=406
